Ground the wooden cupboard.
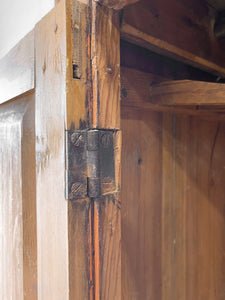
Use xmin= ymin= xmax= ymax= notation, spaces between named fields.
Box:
xmin=1 ymin=0 xmax=225 ymax=299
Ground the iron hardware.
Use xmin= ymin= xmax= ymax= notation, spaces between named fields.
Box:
xmin=65 ymin=129 xmax=116 ymax=200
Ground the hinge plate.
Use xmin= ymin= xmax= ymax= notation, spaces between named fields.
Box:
xmin=65 ymin=129 xmax=116 ymax=200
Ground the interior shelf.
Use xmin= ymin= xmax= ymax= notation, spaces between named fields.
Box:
xmin=149 ymin=80 xmax=225 ymax=106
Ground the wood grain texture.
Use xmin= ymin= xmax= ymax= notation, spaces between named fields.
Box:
xmin=91 ymin=1 xmax=120 ymax=129
xmin=162 ymin=114 xmax=225 ymax=300
xmin=121 ymin=67 xmax=225 ymax=121
xmin=121 ymin=0 xmax=225 ymax=77
xmin=66 ymin=1 xmax=94 ymax=298
xmin=66 ymin=0 xmax=90 ymax=130
xmin=93 ymin=131 xmax=121 ymax=300
xmin=68 ymin=199 xmax=94 ymax=300
xmin=35 ymin=1 xmax=69 ymax=298
xmin=150 ymin=80 xmax=225 ymax=106
xmin=0 ymin=30 xmax=34 ymax=104
xmin=121 ymin=66 xmax=225 ymax=300
xmin=90 ymin=3 xmax=121 ymax=299
xmin=94 ymin=195 xmax=121 ymax=300
xmin=121 ymin=109 xmax=163 ymax=300
xmin=96 ymin=0 xmax=139 ymax=10
xmin=0 ymin=94 xmax=37 ymax=299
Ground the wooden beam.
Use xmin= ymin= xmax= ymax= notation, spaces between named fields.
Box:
xmin=0 ymin=30 xmax=34 ymax=104
xmin=96 ymin=0 xmax=139 ymax=10
xmin=150 ymin=80 xmax=225 ymax=106
xmin=121 ymin=0 xmax=225 ymax=77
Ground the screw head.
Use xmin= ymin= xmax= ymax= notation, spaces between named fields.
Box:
xmin=71 ymin=133 xmax=84 ymax=147
xmin=70 ymin=182 xmax=84 ymax=198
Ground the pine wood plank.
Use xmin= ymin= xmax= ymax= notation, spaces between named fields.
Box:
xmin=91 ymin=1 xmax=120 ymax=129
xmin=0 ymin=30 xmax=34 ymax=104
xmin=121 ymin=0 xmax=225 ymax=77
xmin=150 ymin=80 xmax=225 ymax=106
xmin=35 ymin=2 xmax=70 ymax=298
xmin=94 ymin=194 xmax=121 ymax=300
xmin=121 ymin=109 xmax=163 ymax=300
xmin=90 ymin=3 xmax=121 ymax=299
xmin=162 ymin=114 xmax=225 ymax=300
xmin=66 ymin=1 xmax=93 ymax=298
xmin=121 ymin=66 xmax=225 ymax=300
xmin=66 ymin=0 xmax=90 ymax=130
xmin=68 ymin=200 xmax=93 ymax=300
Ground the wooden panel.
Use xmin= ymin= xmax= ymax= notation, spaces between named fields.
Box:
xmin=0 ymin=94 xmax=37 ymax=299
xmin=35 ymin=2 xmax=69 ymax=298
xmin=121 ymin=66 xmax=225 ymax=300
xmin=121 ymin=109 xmax=163 ymax=300
xmin=91 ymin=1 xmax=120 ymax=129
xmin=0 ymin=31 xmax=34 ymax=104
xmin=121 ymin=0 xmax=225 ymax=77
xmin=162 ymin=114 xmax=225 ymax=300
xmin=150 ymin=80 xmax=225 ymax=106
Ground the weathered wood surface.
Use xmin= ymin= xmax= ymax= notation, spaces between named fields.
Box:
xmin=121 ymin=0 xmax=225 ymax=77
xmin=0 ymin=30 xmax=34 ymax=104
xmin=91 ymin=1 xmax=120 ymax=129
xmin=121 ymin=66 xmax=225 ymax=300
xmin=66 ymin=0 xmax=90 ymax=130
xmin=0 ymin=94 xmax=37 ymax=299
xmin=90 ymin=3 xmax=121 ymax=299
xmin=149 ymin=80 xmax=225 ymax=106
xmin=35 ymin=1 xmax=70 ymax=298
xmin=66 ymin=1 xmax=93 ymax=298
xmin=94 ymin=194 xmax=121 ymax=300
xmin=162 ymin=114 xmax=225 ymax=300
xmin=121 ymin=109 xmax=163 ymax=300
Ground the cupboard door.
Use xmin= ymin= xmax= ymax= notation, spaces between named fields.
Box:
xmin=0 ymin=95 xmax=37 ymax=299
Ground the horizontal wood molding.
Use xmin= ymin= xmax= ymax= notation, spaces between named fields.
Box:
xmin=150 ymin=80 xmax=225 ymax=106
xmin=121 ymin=0 xmax=225 ymax=77
xmin=0 ymin=31 xmax=34 ymax=104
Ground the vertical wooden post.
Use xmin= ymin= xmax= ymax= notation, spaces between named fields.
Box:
xmin=35 ymin=0 xmax=121 ymax=298
xmin=91 ymin=2 xmax=121 ymax=299
xmin=35 ymin=2 xmax=69 ymax=298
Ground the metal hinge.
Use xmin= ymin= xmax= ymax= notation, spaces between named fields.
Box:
xmin=65 ymin=129 xmax=116 ymax=200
